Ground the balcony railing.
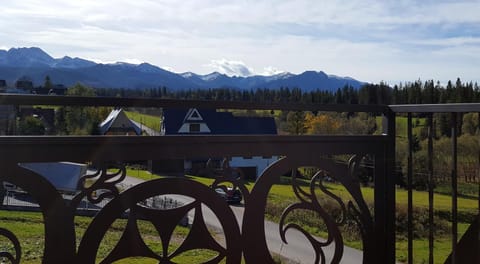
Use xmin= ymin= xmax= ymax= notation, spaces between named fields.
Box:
xmin=0 ymin=94 xmax=478 ymax=264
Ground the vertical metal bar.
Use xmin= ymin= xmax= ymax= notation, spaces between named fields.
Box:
xmin=407 ymin=113 xmax=414 ymax=264
xmin=478 ymin=113 xmax=480 ymax=218
xmin=427 ymin=113 xmax=434 ymax=264
xmin=451 ymin=113 xmax=458 ymax=264
xmin=377 ymin=110 xmax=396 ymax=263
xmin=388 ymin=110 xmax=396 ymax=264
xmin=384 ymin=111 xmax=396 ymax=264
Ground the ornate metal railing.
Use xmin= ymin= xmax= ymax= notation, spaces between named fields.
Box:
xmin=0 ymin=94 xmax=478 ymax=263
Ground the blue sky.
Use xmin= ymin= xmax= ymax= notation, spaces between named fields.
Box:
xmin=1 ymin=0 xmax=479 ymax=84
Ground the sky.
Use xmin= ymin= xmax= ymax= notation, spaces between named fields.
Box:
xmin=1 ymin=0 xmax=480 ymax=84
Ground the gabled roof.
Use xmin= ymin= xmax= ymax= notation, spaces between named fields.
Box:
xmin=162 ymin=108 xmax=277 ymax=135
xmin=99 ymin=108 xmax=141 ymax=135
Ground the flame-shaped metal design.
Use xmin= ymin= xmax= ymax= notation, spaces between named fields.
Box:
xmin=208 ymin=158 xmax=250 ymax=203
xmin=279 ymin=170 xmax=346 ymax=264
xmin=0 ymin=228 xmax=21 ymax=264
xmin=71 ymin=162 xmax=126 ymax=208
xmin=243 ymin=155 xmax=375 ymax=263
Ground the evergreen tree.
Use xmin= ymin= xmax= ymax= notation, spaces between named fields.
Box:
xmin=44 ymin=75 xmax=53 ymax=89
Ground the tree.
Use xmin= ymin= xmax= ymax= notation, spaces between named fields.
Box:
xmin=304 ymin=112 xmax=341 ymax=135
xmin=286 ymin=111 xmax=307 ymax=135
xmin=462 ymin=113 xmax=478 ymax=135
xmin=67 ymin=83 xmax=96 ymax=97
xmin=340 ymin=113 xmax=377 ymax=135
xmin=59 ymin=84 xmax=110 ymax=135
xmin=18 ymin=116 xmax=45 ymax=135
xmin=44 ymin=75 xmax=53 ymax=89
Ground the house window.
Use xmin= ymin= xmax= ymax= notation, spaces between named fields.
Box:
xmin=189 ymin=123 xmax=200 ymax=132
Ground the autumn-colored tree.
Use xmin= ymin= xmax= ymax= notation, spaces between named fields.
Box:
xmin=304 ymin=112 xmax=341 ymax=135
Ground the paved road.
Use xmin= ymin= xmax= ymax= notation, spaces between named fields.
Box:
xmin=130 ymin=120 xmax=161 ymax=136
xmin=122 ymin=176 xmax=363 ymax=263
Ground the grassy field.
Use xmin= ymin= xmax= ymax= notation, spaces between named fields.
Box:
xmin=376 ymin=115 xmax=426 ymax=136
xmin=0 ymin=208 xmax=293 ymax=263
xmin=0 ymin=209 xmax=225 ymax=263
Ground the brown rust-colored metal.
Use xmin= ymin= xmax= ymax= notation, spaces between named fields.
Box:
xmin=243 ymin=153 xmax=377 ymax=264
xmin=0 ymin=134 xmax=390 ymax=263
xmin=208 ymin=158 xmax=250 ymax=204
xmin=71 ymin=162 xmax=126 ymax=208
xmin=0 ymin=163 xmax=76 ymax=263
xmin=0 ymin=94 xmax=414 ymax=263
xmin=77 ymin=178 xmax=242 ymax=264
xmin=279 ymin=169 xmax=346 ymax=264
xmin=0 ymin=228 xmax=21 ymax=264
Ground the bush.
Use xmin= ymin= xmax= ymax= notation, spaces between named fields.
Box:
xmin=396 ymin=203 xmax=450 ymax=239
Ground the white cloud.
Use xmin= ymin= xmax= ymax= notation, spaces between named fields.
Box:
xmin=261 ymin=67 xmax=286 ymax=76
xmin=207 ymin=59 xmax=254 ymax=77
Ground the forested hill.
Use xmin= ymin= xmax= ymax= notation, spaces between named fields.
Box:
xmin=96 ymin=78 xmax=480 ymax=105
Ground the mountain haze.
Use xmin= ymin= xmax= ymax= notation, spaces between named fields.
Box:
xmin=0 ymin=47 xmax=366 ymax=91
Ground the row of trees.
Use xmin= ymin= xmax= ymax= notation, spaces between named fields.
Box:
xmin=55 ymin=84 xmax=111 ymax=135
xmin=17 ymin=84 xmax=111 ymax=135
xmin=95 ymin=78 xmax=480 ymax=105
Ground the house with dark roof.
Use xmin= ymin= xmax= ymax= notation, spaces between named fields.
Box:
xmin=153 ymin=108 xmax=278 ymax=179
xmin=162 ymin=108 xmax=277 ymax=135
xmin=99 ymin=108 xmax=142 ymax=135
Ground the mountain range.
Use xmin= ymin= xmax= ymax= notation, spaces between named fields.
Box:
xmin=0 ymin=47 xmax=366 ymax=91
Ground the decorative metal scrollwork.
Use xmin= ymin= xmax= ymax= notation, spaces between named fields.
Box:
xmin=71 ymin=162 xmax=126 ymax=208
xmin=77 ymin=177 xmax=242 ymax=263
xmin=280 ymin=170 xmax=346 ymax=264
xmin=243 ymin=155 xmax=375 ymax=264
xmin=0 ymin=228 xmax=21 ymax=264
xmin=208 ymin=158 xmax=250 ymax=202
xmin=339 ymin=155 xmax=374 ymax=262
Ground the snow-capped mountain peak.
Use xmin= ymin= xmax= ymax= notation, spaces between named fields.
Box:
xmin=180 ymin=72 xmax=198 ymax=78
xmin=201 ymin=72 xmax=225 ymax=81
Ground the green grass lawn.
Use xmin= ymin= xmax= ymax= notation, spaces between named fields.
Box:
xmin=376 ymin=115 xmax=426 ymax=136
xmin=0 ymin=209 xmax=226 ymax=263
xmin=126 ymin=168 xmax=162 ymax=181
